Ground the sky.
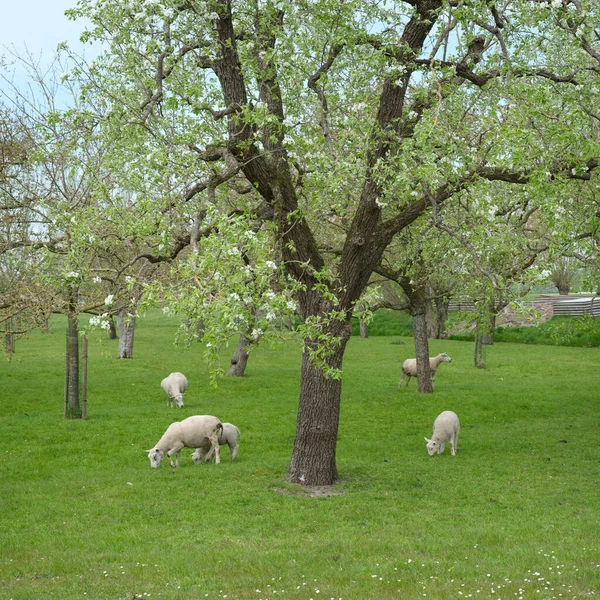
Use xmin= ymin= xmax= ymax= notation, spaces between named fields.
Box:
xmin=2 ymin=0 xmax=89 ymax=58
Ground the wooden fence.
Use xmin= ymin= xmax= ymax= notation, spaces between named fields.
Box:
xmin=448 ymin=295 xmax=600 ymax=317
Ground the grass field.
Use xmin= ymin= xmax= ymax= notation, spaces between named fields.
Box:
xmin=1 ymin=311 xmax=599 ymax=599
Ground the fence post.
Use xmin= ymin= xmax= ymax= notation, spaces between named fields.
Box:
xmin=82 ymin=336 xmax=88 ymax=420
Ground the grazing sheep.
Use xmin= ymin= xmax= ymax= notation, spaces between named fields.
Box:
xmin=425 ymin=410 xmax=460 ymax=456
xmin=398 ymin=353 xmax=452 ymax=389
xmin=146 ymin=415 xmax=223 ymax=468
xmin=191 ymin=422 xmax=241 ymax=463
xmin=161 ymin=372 xmax=188 ymax=408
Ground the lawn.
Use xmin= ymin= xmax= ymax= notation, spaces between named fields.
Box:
xmin=1 ymin=312 xmax=599 ymax=599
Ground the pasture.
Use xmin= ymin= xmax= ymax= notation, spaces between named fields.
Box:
xmin=1 ymin=312 xmax=599 ymax=600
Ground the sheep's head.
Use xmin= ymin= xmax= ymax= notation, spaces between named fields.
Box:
xmin=424 ymin=437 xmax=439 ymax=456
xmin=146 ymin=448 xmax=164 ymax=468
xmin=191 ymin=450 xmax=202 ymax=464
xmin=440 ymin=353 xmax=452 ymax=363
xmin=173 ymin=393 xmax=184 ymax=408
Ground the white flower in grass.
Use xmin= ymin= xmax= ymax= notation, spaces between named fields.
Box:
xmin=265 ymin=260 xmax=277 ymax=270
xmin=93 ymin=276 xmax=102 ymax=284
xmin=104 ymin=294 xmax=115 ymax=306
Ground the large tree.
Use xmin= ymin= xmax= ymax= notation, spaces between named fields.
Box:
xmin=69 ymin=0 xmax=599 ymax=484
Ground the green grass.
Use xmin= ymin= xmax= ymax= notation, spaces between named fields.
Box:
xmin=1 ymin=311 xmax=599 ymax=599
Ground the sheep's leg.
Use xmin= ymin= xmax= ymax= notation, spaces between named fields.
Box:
xmin=206 ymin=429 xmax=221 ymax=465
xmin=404 ymin=373 xmax=411 ymax=387
xmin=398 ymin=372 xmax=406 ymax=388
xmin=451 ymin=432 xmax=458 ymax=456
xmin=439 ymin=441 xmax=445 ymax=454
xmin=167 ymin=443 xmax=183 ymax=468
xmin=229 ymin=442 xmax=238 ymax=461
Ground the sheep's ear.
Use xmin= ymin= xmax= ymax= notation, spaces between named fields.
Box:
xmin=145 ymin=449 xmax=152 ymax=454
xmin=424 ymin=437 xmax=430 ymax=443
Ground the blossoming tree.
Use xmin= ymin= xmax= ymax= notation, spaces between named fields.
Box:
xmin=68 ymin=0 xmax=600 ymax=483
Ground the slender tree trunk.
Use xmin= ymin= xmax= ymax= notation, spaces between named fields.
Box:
xmin=81 ymin=336 xmax=88 ymax=420
xmin=433 ymin=297 xmax=449 ymax=339
xmin=359 ymin=318 xmax=369 ymax=338
xmin=227 ymin=334 xmax=251 ymax=377
xmin=287 ymin=319 xmax=351 ymax=486
xmin=65 ymin=312 xmax=80 ymax=418
xmin=413 ymin=310 xmax=433 ymax=393
xmin=5 ymin=316 xmax=15 ymax=355
xmin=107 ymin=316 xmax=118 ymax=339
xmin=558 ymin=285 xmax=570 ymax=295
xmin=474 ymin=330 xmax=486 ymax=368
xmin=481 ymin=313 xmax=496 ymax=345
xmin=117 ymin=309 xmax=136 ymax=359
xmin=425 ymin=299 xmax=437 ymax=339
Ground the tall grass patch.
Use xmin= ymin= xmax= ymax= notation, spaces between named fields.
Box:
xmin=1 ymin=312 xmax=599 ymax=599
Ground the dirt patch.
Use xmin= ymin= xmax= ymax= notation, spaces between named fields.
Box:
xmin=273 ymin=484 xmax=345 ymax=498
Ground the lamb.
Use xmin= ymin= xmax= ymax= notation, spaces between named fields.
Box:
xmin=146 ymin=415 xmax=223 ymax=468
xmin=191 ymin=422 xmax=241 ymax=463
xmin=160 ymin=372 xmax=188 ymax=408
xmin=398 ymin=353 xmax=452 ymax=389
xmin=425 ymin=410 xmax=460 ymax=456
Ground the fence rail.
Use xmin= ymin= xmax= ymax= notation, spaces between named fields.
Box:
xmin=448 ymin=295 xmax=600 ymax=317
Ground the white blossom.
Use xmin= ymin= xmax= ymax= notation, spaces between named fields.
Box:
xmin=265 ymin=261 xmax=277 ymax=270
xmin=104 ymin=294 xmax=115 ymax=306
xmin=93 ymin=276 xmax=102 ymax=284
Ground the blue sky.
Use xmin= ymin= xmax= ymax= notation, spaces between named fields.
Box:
xmin=2 ymin=0 xmax=88 ymax=58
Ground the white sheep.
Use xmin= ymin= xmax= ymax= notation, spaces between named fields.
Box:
xmin=398 ymin=353 xmax=452 ymax=389
xmin=160 ymin=372 xmax=188 ymax=408
xmin=425 ymin=410 xmax=460 ymax=456
xmin=191 ymin=422 xmax=241 ymax=463
xmin=146 ymin=415 xmax=223 ymax=468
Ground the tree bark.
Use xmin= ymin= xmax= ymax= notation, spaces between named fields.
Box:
xmin=65 ymin=311 xmax=80 ymax=418
xmin=287 ymin=334 xmax=349 ymax=486
xmin=359 ymin=318 xmax=369 ymax=338
xmin=227 ymin=333 xmax=251 ymax=377
xmin=433 ymin=296 xmax=450 ymax=339
xmin=107 ymin=316 xmax=118 ymax=339
xmin=117 ymin=309 xmax=136 ymax=359
xmin=5 ymin=316 xmax=15 ymax=355
xmin=425 ymin=298 xmax=437 ymax=338
xmin=474 ymin=331 xmax=486 ymax=368
xmin=413 ymin=310 xmax=433 ymax=393
xmin=481 ymin=313 xmax=496 ymax=345
xmin=558 ymin=285 xmax=570 ymax=295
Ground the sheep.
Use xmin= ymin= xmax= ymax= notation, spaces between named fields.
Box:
xmin=425 ymin=410 xmax=460 ymax=456
xmin=160 ymin=372 xmax=188 ymax=408
xmin=398 ymin=353 xmax=452 ymax=389
xmin=146 ymin=415 xmax=223 ymax=468
xmin=191 ymin=422 xmax=241 ymax=463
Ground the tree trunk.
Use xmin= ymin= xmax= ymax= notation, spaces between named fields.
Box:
xmin=5 ymin=316 xmax=15 ymax=355
xmin=474 ymin=330 xmax=486 ymax=368
xmin=433 ymin=296 xmax=449 ymax=339
xmin=65 ymin=312 xmax=80 ymax=418
xmin=413 ymin=311 xmax=433 ymax=393
xmin=287 ymin=319 xmax=351 ymax=487
xmin=481 ymin=313 xmax=496 ymax=345
xmin=558 ymin=285 xmax=570 ymax=295
xmin=425 ymin=299 xmax=437 ymax=339
xmin=227 ymin=334 xmax=251 ymax=377
xmin=117 ymin=309 xmax=136 ymax=359
xmin=359 ymin=318 xmax=369 ymax=338
xmin=107 ymin=316 xmax=118 ymax=339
